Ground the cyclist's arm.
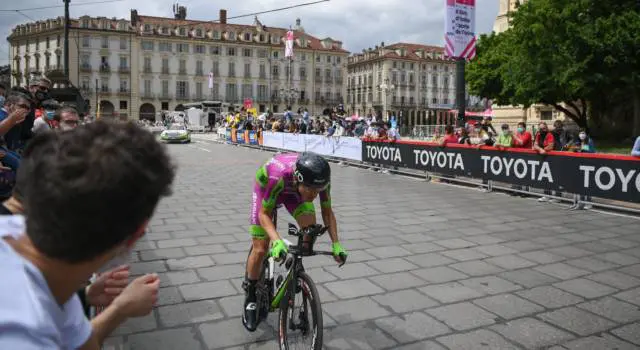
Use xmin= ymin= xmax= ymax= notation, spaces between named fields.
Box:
xmin=258 ymin=176 xmax=285 ymax=242
xmin=319 ymin=185 xmax=339 ymax=243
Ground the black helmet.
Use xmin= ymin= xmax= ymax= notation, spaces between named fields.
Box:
xmin=294 ymin=152 xmax=330 ymax=189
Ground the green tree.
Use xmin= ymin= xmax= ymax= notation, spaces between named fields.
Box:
xmin=467 ymin=0 xmax=640 ymax=135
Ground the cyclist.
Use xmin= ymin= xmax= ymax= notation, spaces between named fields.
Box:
xmin=243 ymin=152 xmax=347 ymax=332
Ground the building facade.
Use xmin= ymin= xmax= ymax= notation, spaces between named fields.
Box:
xmin=7 ymin=7 xmax=349 ymax=120
xmin=346 ymin=43 xmax=457 ymax=128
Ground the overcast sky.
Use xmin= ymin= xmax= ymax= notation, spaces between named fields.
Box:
xmin=0 ymin=0 xmax=499 ymax=64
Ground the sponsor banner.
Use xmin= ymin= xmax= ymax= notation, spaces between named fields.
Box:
xmin=225 ymin=128 xmax=232 ymax=143
xmin=248 ymin=130 xmax=259 ymax=145
xmin=282 ymin=133 xmax=305 ymax=152
xmin=262 ymin=131 xmax=284 ymax=148
xmin=362 ymin=140 xmax=640 ymax=203
xmin=334 ymin=136 xmax=363 ymax=161
xmin=256 ymin=132 xmax=363 ymax=161
xmin=236 ymin=131 xmax=245 ymax=144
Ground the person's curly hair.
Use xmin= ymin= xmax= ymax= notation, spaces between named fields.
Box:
xmin=16 ymin=120 xmax=175 ymax=262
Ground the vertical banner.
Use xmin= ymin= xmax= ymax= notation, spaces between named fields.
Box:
xmin=285 ymin=30 xmax=294 ymax=58
xmin=445 ymin=0 xmax=476 ymax=60
xmin=208 ymin=71 xmax=214 ymax=89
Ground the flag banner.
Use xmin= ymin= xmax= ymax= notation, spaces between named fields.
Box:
xmin=208 ymin=71 xmax=214 ymax=89
xmin=445 ymin=0 xmax=476 ymax=60
xmin=285 ymin=30 xmax=294 ymax=58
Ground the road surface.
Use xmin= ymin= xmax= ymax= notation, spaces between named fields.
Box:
xmin=104 ymin=135 xmax=640 ymax=350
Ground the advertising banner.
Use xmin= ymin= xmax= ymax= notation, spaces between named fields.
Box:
xmin=445 ymin=0 xmax=476 ymax=60
xmin=361 ymin=140 xmax=640 ymax=203
xmin=262 ymin=131 xmax=284 ymax=149
xmin=282 ymin=133 xmax=305 ymax=152
xmin=248 ymin=130 xmax=259 ymax=145
xmin=236 ymin=130 xmax=245 ymax=144
xmin=225 ymin=128 xmax=232 ymax=143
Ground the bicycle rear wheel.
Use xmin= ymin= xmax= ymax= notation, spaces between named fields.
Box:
xmin=278 ymin=271 xmax=323 ymax=350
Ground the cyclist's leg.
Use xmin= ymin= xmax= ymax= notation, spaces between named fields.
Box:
xmin=284 ymin=196 xmax=316 ymax=247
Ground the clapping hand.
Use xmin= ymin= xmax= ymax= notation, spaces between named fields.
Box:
xmin=111 ymin=273 xmax=160 ymax=318
xmin=86 ymin=265 xmax=130 ymax=307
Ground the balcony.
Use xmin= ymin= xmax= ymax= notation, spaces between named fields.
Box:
xmin=178 ymin=69 xmax=188 ymax=76
xmin=45 ymin=64 xmax=62 ymax=73
xmin=142 ymin=67 xmax=152 ymax=74
xmin=140 ymin=92 xmax=155 ymax=100
xmin=256 ymin=96 xmax=269 ymax=103
xmin=195 ymin=70 xmax=204 ymax=76
xmin=117 ymin=88 xmax=130 ymax=96
xmin=271 ymin=74 xmax=279 ymax=80
xmin=228 ymin=71 xmax=236 ymax=77
xmin=175 ymin=93 xmax=189 ymax=101
xmin=99 ymin=87 xmax=111 ymax=94
xmin=118 ymin=66 xmax=130 ymax=74
xmin=336 ymin=78 xmax=343 ymax=84
xmin=80 ymin=64 xmax=92 ymax=72
xmin=325 ymin=77 xmax=333 ymax=84
xmin=158 ymin=92 xmax=172 ymax=100
xmin=259 ymin=74 xmax=267 ymax=80
xmin=99 ymin=65 xmax=111 ymax=73
xmin=160 ymin=68 xmax=170 ymax=75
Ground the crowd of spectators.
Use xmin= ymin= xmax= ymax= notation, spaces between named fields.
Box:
xmin=0 ymin=75 xmax=165 ymax=348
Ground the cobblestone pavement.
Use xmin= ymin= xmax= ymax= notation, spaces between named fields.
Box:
xmin=105 ymin=136 xmax=640 ymax=350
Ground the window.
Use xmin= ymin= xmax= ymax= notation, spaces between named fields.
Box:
xmin=119 ymin=80 xmax=128 ymax=92
xmin=316 ymin=55 xmax=320 ymax=62
xmin=227 ymin=31 xmax=236 ymax=40
xmin=315 ymin=91 xmax=320 ymax=101
xmin=393 ymin=62 xmax=397 ymax=69
xmin=212 ymin=31 xmax=220 ymax=39
xmin=443 ymin=77 xmax=449 ymax=87
xmin=541 ymin=110 xmax=553 ymax=120
xmin=35 ymin=40 xmax=39 ymax=51
xmin=195 ymin=29 xmax=203 ymax=37
xmin=81 ymin=77 xmax=90 ymax=90
xmin=273 ymin=51 xmax=279 ymax=59
xmin=100 ymin=80 xmax=109 ymax=92
xmin=101 ymin=37 xmax=108 ymax=48
xmin=210 ymin=46 xmax=220 ymax=55
xmin=432 ymin=76 xmax=437 ymax=86
xmin=244 ymin=33 xmax=251 ymax=41
xmin=179 ymin=28 xmax=186 ymax=36
xmin=46 ymin=37 xmax=50 ymax=49
xmin=244 ymin=63 xmax=251 ymax=78
xmin=336 ymin=57 xmax=341 ymax=64
xmin=196 ymin=61 xmax=203 ymax=75
xmin=226 ymin=83 xmax=237 ymax=101
xmin=119 ymin=57 xmax=128 ymax=68
xmin=300 ymin=53 xmax=306 ymax=61
xmin=272 ymin=65 xmax=279 ymax=76
xmin=228 ymin=62 xmax=235 ymax=77
xmin=120 ymin=100 xmax=127 ymax=109
xmin=326 ymin=55 xmax=331 ymax=63
xmin=81 ymin=19 xmax=89 ymax=28
xmin=259 ymin=64 xmax=266 ymax=78
xmin=194 ymin=44 xmax=205 ymax=54
xmin=242 ymin=84 xmax=252 ymax=98
xmin=443 ymin=98 xmax=448 ymax=105
xmin=299 ymin=67 xmax=306 ymax=79
xmin=143 ymin=24 xmax=151 ymax=32
xmin=258 ymin=85 xmax=267 ymax=99
xmin=82 ymin=36 xmax=90 ymax=48
xmin=143 ymin=57 xmax=151 ymax=72
xmin=315 ymin=68 xmax=321 ymax=78
xmin=120 ymin=38 xmax=127 ymax=50
xmin=81 ymin=54 xmax=90 ymax=66
xmin=258 ymin=49 xmax=267 ymax=58
xmin=227 ymin=47 xmax=236 ymax=56
xmin=161 ymin=102 xmax=169 ymax=110
xmin=158 ymin=42 xmax=172 ymax=52
xmin=177 ymin=43 xmax=189 ymax=53
xmin=141 ymin=40 xmax=154 ymax=51
xmin=325 ymin=69 xmax=331 ymax=80
xmin=162 ymin=80 xmax=169 ymax=95
xmin=161 ymin=58 xmax=169 ymax=74
xmin=144 ymin=80 xmax=151 ymax=94
xmin=195 ymin=82 xmax=203 ymax=98
xmin=179 ymin=59 xmax=186 ymax=74
xmin=176 ymin=81 xmax=188 ymax=98
xmin=243 ymin=48 xmax=252 ymax=57
xmin=212 ymin=61 xmax=219 ymax=75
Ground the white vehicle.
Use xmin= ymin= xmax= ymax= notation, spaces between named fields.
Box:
xmin=160 ymin=123 xmax=191 ymax=143
xmin=186 ymin=107 xmax=206 ymax=132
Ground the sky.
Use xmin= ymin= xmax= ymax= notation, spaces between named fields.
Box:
xmin=0 ymin=0 xmax=499 ymax=64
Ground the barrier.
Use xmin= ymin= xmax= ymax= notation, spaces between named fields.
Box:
xmin=261 ymin=132 xmax=362 ymax=161
xmin=361 ymin=139 xmax=640 ymax=204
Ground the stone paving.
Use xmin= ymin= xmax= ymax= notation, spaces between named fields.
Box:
xmin=105 ymin=136 xmax=640 ymax=350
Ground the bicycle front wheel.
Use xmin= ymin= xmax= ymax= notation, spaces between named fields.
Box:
xmin=278 ymin=271 xmax=323 ymax=350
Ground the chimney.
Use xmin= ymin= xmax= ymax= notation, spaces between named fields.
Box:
xmin=130 ymin=9 xmax=139 ymax=26
xmin=178 ymin=6 xmax=187 ymax=20
xmin=296 ymin=18 xmax=301 ymax=26
xmin=220 ymin=9 xmax=227 ymax=24
xmin=381 ymin=41 xmax=385 ymax=47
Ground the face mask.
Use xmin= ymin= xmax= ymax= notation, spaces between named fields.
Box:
xmin=35 ymin=91 xmax=49 ymax=101
xmin=517 ymin=127 xmax=524 ymax=133
xmin=481 ymin=134 xmax=490 ymax=141
xmin=579 ymin=133 xmax=586 ymax=140
xmin=59 ymin=122 xmax=76 ymax=131
xmin=45 ymin=110 xmax=55 ymax=120
xmin=502 ymin=129 xmax=510 ymax=135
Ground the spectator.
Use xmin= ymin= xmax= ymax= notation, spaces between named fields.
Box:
xmin=458 ymin=127 xmax=472 ymax=145
xmin=512 ymin=122 xmax=532 ymax=149
xmin=495 ymin=123 xmax=513 ymax=150
xmin=631 ymin=136 xmax=640 ymax=156
xmin=0 ymin=120 xmax=175 ymax=349
xmin=0 ymin=92 xmax=31 ymax=171
xmin=568 ymin=129 xmax=596 ymax=210
xmin=533 ymin=122 xmax=555 ymax=155
xmin=439 ymin=125 xmax=458 ymax=146
xmin=533 ymin=122 xmax=557 ymax=202
xmin=387 ymin=123 xmax=400 ymax=142
xmin=552 ymin=120 xmax=572 ymax=151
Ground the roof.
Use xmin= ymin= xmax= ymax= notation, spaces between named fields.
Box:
xmin=135 ymin=15 xmax=348 ymax=53
xmin=348 ymin=42 xmax=452 ymax=65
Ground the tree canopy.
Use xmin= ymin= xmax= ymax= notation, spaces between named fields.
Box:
xmin=467 ymin=0 xmax=640 ymax=135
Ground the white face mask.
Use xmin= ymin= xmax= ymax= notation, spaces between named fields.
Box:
xmin=579 ymin=133 xmax=586 ymax=140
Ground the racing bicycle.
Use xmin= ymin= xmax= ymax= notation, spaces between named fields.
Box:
xmin=245 ymin=223 xmax=347 ymax=350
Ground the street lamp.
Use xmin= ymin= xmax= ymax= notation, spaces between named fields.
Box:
xmin=378 ymin=78 xmax=395 ymax=121
xmin=279 ymin=86 xmax=299 ymax=110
